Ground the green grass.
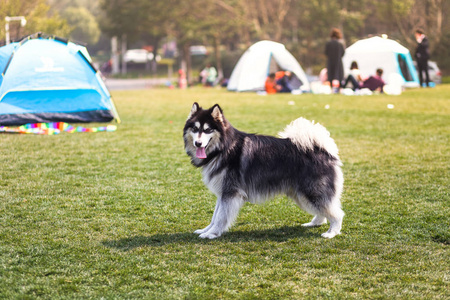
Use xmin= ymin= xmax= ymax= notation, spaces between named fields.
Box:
xmin=442 ymin=76 xmax=450 ymax=84
xmin=1 ymin=85 xmax=449 ymax=299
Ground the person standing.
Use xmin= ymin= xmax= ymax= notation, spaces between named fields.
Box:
xmin=205 ymin=63 xmax=217 ymax=87
xmin=325 ymin=28 xmax=345 ymax=92
xmin=414 ymin=29 xmax=430 ymax=87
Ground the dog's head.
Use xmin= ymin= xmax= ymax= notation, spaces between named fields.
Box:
xmin=183 ymin=103 xmax=225 ymax=164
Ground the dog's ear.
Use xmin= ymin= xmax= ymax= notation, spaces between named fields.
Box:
xmin=211 ymin=104 xmax=224 ymax=123
xmin=187 ymin=102 xmax=200 ymax=120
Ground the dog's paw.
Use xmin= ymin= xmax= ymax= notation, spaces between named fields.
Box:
xmin=302 ymin=216 xmax=327 ymax=227
xmin=321 ymin=231 xmax=340 ymax=239
xmin=194 ymin=225 xmax=212 ymax=235
xmin=302 ymin=221 xmax=325 ymax=227
xmin=302 ymin=222 xmax=316 ymax=227
xmin=199 ymin=232 xmax=220 ymax=239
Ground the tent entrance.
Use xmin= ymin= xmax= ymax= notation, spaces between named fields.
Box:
xmin=397 ymin=54 xmax=413 ymax=81
xmin=268 ymin=55 xmax=281 ymax=74
xmin=268 ymin=55 xmax=304 ymax=90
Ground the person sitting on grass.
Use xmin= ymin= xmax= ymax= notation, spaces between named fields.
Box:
xmin=265 ymin=73 xmax=279 ymax=94
xmin=361 ymin=68 xmax=385 ymax=93
xmin=342 ymin=61 xmax=363 ymax=91
xmin=276 ymin=71 xmax=294 ymax=93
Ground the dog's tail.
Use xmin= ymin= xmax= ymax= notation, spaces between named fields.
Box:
xmin=278 ymin=118 xmax=340 ymax=159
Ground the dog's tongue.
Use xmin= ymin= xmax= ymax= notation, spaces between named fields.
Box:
xmin=196 ymin=147 xmax=207 ymax=159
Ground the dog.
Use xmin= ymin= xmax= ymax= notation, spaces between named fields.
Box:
xmin=183 ymin=103 xmax=344 ymax=239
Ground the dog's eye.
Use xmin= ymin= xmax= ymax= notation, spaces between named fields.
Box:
xmin=204 ymin=128 xmax=214 ymax=134
xmin=192 ymin=126 xmax=199 ymax=133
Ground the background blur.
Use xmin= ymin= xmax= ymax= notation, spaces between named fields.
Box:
xmin=1 ymin=0 xmax=449 ymax=83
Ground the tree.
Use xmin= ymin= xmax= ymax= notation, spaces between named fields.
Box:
xmin=98 ymin=0 xmax=145 ymax=73
xmin=95 ymin=0 xmax=450 ymax=76
xmin=199 ymin=0 xmax=251 ymax=81
xmin=98 ymin=0 xmax=141 ymax=42
xmin=240 ymin=0 xmax=293 ymax=42
xmin=138 ymin=0 xmax=173 ymax=73
xmin=47 ymin=0 xmax=101 ymax=16
xmin=0 ymin=0 xmax=70 ymax=43
xmin=369 ymin=0 xmax=450 ymax=72
xmin=374 ymin=0 xmax=447 ymax=51
xmin=63 ymin=7 xmax=100 ymax=45
xmin=162 ymin=0 xmax=210 ymax=83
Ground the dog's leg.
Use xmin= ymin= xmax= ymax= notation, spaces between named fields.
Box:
xmin=302 ymin=215 xmax=327 ymax=227
xmin=295 ymin=194 xmax=343 ymax=238
xmin=194 ymin=200 xmax=220 ymax=234
xmin=321 ymin=202 xmax=344 ymax=239
xmin=292 ymin=195 xmax=328 ymax=228
xmin=320 ymin=167 xmax=345 ymax=238
xmin=199 ymin=197 xmax=243 ymax=239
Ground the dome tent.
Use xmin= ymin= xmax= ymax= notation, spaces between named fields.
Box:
xmin=342 ymin=36 xmax=419 ymax=88
xmin=227 ymin=40 xmax=310 ymax=92
xmin=0 ymin=34 xmax=120 ymax=126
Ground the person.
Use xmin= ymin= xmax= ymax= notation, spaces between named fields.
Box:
xmin=178 ymin=69 xmax=187 ymax=89
xmin=205 ymin=63 xmax=217 ymax=87
xmin=414 ymin=29 xmax=430 ymax=87
xmin=220 ymin=78 xmax=229 ymax=88
xmin=325 ymin=28 xmax=345 ymax=91
xmin=199 ymin=66 xmax=208 ymax=85
xmin=100 ymin=59 xmax=112 ymax=75
xmin=276 ymin=70 xmax=293 ymax=93
xmin=265 ymin=73 xmax=278 ymax=94
xmin=319 ymin=68 xmax=328 ymax=84
xmin=342 ymin=61 xmax=363 ymax=91
xmin=361 ymin=68 xmax=385 ymax=92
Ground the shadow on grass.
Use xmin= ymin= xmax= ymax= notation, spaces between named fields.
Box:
xmin=102 ymin=225 xmax=318 ymax=251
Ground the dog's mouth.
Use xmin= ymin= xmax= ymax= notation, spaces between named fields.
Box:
xmin=195 ymin=140 xmax=211 ymax=159
xmin=196 ymin=147 xmax=207 ymax=159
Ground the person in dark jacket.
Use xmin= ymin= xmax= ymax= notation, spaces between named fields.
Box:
xmin=414 ymin=29 xmax=430 ymax=87
xmin=276 ymin=71 xmax=294 ymax=93
xmin=325 ymin=28 xmax=345 ymax=90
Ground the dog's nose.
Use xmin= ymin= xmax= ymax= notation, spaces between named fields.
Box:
xmin=195 ymin=141 xmax=202 ymax=147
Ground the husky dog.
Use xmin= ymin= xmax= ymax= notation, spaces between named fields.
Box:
xmin=183 ymin=103 xmax=344 ymax=239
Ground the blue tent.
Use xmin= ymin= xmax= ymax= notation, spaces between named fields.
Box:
xmin=0 ymin=35 xmax=120 ymax=125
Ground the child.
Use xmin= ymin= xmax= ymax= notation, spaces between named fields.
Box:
xmin=265 ymin=73 xmax=278 ymax=94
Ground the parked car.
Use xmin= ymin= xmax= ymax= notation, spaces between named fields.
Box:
xmin=123 ymin=49 xmax=152 ymax=64
xmin=414 ymin=60 xmax=442 ymax=84
xmin=190 ymin=45 xmax=208 ymax=56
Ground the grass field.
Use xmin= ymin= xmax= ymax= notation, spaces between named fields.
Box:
xmin=1 ymin=85 xmax=449 ymax=299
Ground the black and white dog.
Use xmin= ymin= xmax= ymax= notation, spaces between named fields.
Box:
xmin=183 ymin=103 xmax=344 ymax=239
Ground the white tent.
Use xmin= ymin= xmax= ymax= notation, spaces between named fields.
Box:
xmin=342 ymin=36 xmax=419 ymax=88
xmin=227 ymin=40 xmax=310 ymax=92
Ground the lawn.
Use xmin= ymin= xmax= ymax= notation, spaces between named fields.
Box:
xmin=0 ymin=85 xmax=449 ymax=299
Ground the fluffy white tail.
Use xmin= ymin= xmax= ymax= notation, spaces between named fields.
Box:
xmin=278 ymin=118 xmax=340 ymax=159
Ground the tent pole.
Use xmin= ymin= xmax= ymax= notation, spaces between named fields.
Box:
xmin=109 ymin=97 xmax=121 ymax=124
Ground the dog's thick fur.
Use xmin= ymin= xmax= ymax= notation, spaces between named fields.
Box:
xmin=183 ymin=103 xmax=344 ymax=239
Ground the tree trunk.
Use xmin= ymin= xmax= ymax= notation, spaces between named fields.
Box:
xmin=121 ymin=34 xmax=127 ymax=75
xmin=182 ymin=42 xmax=192 ymax=85
xmin=151 ymin=38 xmax=160 ymax=74
xmin=213 ymin=35 xmax=223 ymax=82
xmin=111 ymin=36 xmax=119 ymax=75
